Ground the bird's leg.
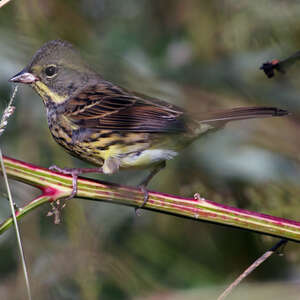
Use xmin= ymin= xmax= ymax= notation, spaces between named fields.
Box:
xmin=48 ymin=159 xmax=121 ymax=224
xmin=48 ymin=165 xmax=103 ymax=224
xmin=135 ymin=161 xmax=166 ymax=215
xmin=49 ymin=157 xmax=119 ymax=203
xmin=49 ymin=165 xmax=104 ymax=202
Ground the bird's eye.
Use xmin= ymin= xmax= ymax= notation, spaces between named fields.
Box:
xmin=45 ymin=65 xmax=57 ymax=77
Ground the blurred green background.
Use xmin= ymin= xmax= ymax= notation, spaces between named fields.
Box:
xmin=1 ymin=1 xmax=300 ymax=299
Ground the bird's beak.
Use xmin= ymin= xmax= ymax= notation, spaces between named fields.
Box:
xmin=9 ymin=69 xmax=39 ymax=84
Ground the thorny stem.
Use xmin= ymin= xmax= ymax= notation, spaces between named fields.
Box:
xmin=1 ymin=155 xmax=300 ymax=240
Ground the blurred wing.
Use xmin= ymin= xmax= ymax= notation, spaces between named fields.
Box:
xmin=63 ymin=82 xmax=186 ymax=132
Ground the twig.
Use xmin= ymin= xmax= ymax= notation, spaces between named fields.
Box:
xmin=217 ymin=239 xmax=288 ymax=300
xmin=0 ymin=150 xmax=32 ymax=300
xmin=0 ymin=0 xmax=12 ymax=9
xmin=0 ymin=86 xmax=32 ymax=299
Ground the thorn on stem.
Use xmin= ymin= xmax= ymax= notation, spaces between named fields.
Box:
xmin=194 ymin=193 xmax=205 ymax=201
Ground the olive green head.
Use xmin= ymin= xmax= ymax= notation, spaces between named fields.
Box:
xmin=9 ymin=40 xmax=99 ymax=104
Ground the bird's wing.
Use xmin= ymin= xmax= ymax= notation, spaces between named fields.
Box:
xmin=63 ymin=82 xmax=186 ymax=133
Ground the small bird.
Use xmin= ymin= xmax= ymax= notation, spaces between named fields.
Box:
xmin=9 ymin=40 xmax=288 ymax=210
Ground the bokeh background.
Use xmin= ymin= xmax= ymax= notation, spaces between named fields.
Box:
xmin=1 ymin=1 xmax=300 ymax=299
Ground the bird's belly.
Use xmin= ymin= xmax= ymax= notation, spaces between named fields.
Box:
xmin=68 ymin=140 xmax=178 ymax=169
xmin=49 ymin=123 xmax=180 ymax=169
xmin=119 ymin=149 xmax=178 ymax=168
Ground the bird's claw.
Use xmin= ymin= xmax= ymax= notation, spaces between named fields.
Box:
xmin=49 ymin=165 xmax=80 ymax=175
xmin=135 ymin=185 xmax=149 ymax=216
xmin=49 ymin=165 xmax=61 ymax=172
xmin=67 ymin=172 xmax=79 ymax=200
xmin=48 ymin=165 xmax=81 ymax=222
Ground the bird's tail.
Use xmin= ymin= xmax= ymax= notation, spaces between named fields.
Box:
xmin=185 ymin=106 xmax=289 ymax=138
xmin=197 ymin=106 xmax=289 ymax=125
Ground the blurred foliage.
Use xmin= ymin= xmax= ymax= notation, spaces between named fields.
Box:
xmin=1 ymin=0 xmax=300 ymax=299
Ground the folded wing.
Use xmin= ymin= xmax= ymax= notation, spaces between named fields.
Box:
xmin=63 ymin=82 xmax=186 ymax=133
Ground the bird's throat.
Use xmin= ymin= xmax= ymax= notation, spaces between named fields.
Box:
xmin=32 ymin=81 xmax=67 ymax=105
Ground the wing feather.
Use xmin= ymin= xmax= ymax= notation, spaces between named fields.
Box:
xmin=63 ymin=82 xmax=186 ymax=132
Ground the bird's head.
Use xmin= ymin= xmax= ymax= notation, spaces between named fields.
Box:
xmin=9 ymin=40 xmax=99 ymax=105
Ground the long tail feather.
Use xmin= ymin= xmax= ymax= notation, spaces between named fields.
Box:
xmin=198 ymin=107 xmax=289 ymax=124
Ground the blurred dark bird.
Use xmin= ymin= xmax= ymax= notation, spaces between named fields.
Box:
xmin=9 ymin=40 xmax=288 ymax=209
xmin=260 ymin=50 xmax=300 ymax=78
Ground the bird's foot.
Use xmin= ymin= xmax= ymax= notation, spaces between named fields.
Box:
xmin=135 ymin=185 xmax=149 ymax=216
xmin=134 ymin=161 xmax=166 ymax=216
xmin=48 ymin=166 xmax=87 ymax=224
xmin=49 ymin=165 xmax=80 ymax=201
xmin=49 ymin=165 xmax=103 ymax=208
xmin=48 ymin=165 xmax=103 ymax=216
